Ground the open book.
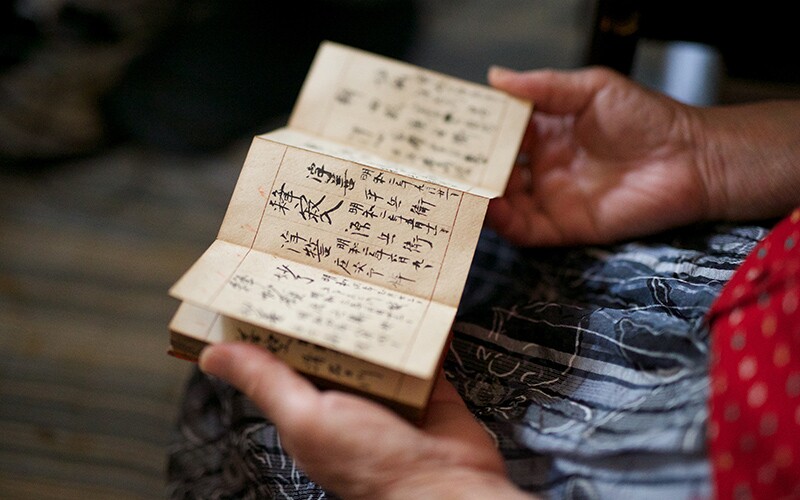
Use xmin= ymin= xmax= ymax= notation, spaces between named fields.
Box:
xmin=168 ymin=41 xmax=531 ymax=421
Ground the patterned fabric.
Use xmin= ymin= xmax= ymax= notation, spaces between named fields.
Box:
xmin=708 ymin=209 xmax=800 ymax=499
xmin=168 ymin=223 xmax=768 ymax=499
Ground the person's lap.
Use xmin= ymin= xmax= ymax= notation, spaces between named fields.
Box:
xmin=167 ymin=224 xmax=767 ymax=499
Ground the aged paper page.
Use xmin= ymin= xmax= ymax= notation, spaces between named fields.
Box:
xmin=289 ymin=41 xmax=531 ymax=197
xmin=217 ymin=137 xmax=486 ymax=306
xmin=169 ymin=302 xmax=432 ymax=407
xmin=260 ymin=127 xmax=474 ymax=193
xmin=170 ymin=242 xmax=455 ymax=379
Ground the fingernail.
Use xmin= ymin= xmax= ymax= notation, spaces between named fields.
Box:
xmin=488 ymin=65 xmax=515 ymax=80
xmin=198 ymin=346 xmax=212 ymax=373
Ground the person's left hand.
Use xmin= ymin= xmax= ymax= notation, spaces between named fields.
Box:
xmin=199 ymin=343 xmax=532 ymax=500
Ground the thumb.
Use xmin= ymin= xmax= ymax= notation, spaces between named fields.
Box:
xmin=199 ymin=343 xmax=319 ymax=425
xmin=488 ymin=66 xmax=617 ymax=115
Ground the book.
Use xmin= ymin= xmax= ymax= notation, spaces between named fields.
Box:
xmin=168 ymin=41 xmax=531 ymax=421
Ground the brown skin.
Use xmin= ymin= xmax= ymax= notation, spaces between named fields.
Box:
xmin=486 ymin=66 xmax=800 ymax=246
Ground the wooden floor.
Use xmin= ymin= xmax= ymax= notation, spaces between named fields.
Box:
xmin=0 ymin=142 xmax=249 ymax=498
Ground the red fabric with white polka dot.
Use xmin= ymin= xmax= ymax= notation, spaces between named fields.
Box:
xmin=708 ymin=208 xmax=800 ymax=499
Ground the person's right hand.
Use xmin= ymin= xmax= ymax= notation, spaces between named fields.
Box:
xmin=487 ymin=66 xmax=713 ymax=246
xmin=199 ymin=343 xmax=532 ymax=500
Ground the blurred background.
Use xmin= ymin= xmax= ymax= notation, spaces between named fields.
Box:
xmin=1 ymin=0 xmax=799 ymax=497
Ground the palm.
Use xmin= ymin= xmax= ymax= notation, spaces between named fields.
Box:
xmin=488 ymin=68 xmax=709 ymax=246
xmin=199 ymin=344 xmax=521 ymax=499
xmin=284 ymin=372 xmax=508 ymax=498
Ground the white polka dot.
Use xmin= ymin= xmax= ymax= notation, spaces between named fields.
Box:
xmin=708 ymin=420 xmax=719 ymax=440
xmin=787 ymin=373 xmax=800 ymax=397
xmin=783 ymin=291 xmax=799 ymax=314
xmin=762 ymin=315 xmax=777 ymax=337
xmin=730 ymin=308 xmax=745 ymax=326
xmin=746 ymin=267 xmax=762 ymax=281
xmin=717 ymin=452 xmax=734 ymax=470
xmin=775 ymin=445 xmax=794 ymax=468
xmin=758 ymin=464 xmax=777 ymax=484
xmin=739 ymin=356 xmax=758 ymax=381
xmin=748 ymin=382 xmax=768 ymax=408
xmin=731 ymin=331 xmax=746 ymax=351
xmin=733 ymin=483 xmax=753 ymax=500
xmin=774 ymin=343 xmax=791 ymax=367
xmin=725 ymin=403 xmax=741 ymax=422
xmin=759 ymin=413 xmax=778 ymax=436
xmin=713 ymin=374 xmax=728 ymax=395
xmin=739 ymin=433 xmax=756 ymax=452
xmin=786 ymin=231 xmax=798 ymax=250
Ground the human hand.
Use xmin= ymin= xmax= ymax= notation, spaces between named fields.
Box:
xmin=199 ymin=343 xmax=532 ymax=500
xmin=487 ymin=66 xmax=712 ymax=246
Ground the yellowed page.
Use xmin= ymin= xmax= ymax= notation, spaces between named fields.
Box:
xmin=214 ymin=137 xmax=485 ymax=305
xmin=170 ymin=241 xmax=455 ymax=379
xmin=217 ymin=136 xmax=287 ymax=247
xmin=169 ymin=302 xmax=431 ymax=407
xmin=260 ymin=127 xmax=480 ymax=195
xmin=289 ymin=41 xmax=531 ymax=197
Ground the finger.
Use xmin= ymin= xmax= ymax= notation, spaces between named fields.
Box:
xmin=422 ymin=373 xmax=506 ymax=473
xmin=488 ymin=66 xmax=616 ymax=116
xmin=423 ymin=373 xmax=473 ymax=435
xmin=199 ymin=343 xmax=319 ymax=426
xmin=486 ymin=196 xmax=565 ymax=247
